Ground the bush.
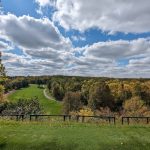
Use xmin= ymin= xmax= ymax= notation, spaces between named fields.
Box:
xmin=0 ymin=97 xmax=43 ymax=115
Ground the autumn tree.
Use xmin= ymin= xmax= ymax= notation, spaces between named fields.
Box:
xmin=123 ymin=96 xmax=150 ymax=116
xmin=88 ymin=81 xmax=114 ymax=110
xmin=63 ymin=91 xmax=82 ymax=114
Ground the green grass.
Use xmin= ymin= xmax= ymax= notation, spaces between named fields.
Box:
xmin=7 ymin=84 xmax=62 ymax=114
xmin=0 ymin=120 xmax=150 ymax=150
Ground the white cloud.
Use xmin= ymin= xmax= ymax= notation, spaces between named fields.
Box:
xmin=35 ymin=0 xmax=56 ymax=7
xmin=70 ymin=38 xmax=150 ymax=77
xmin=1 ymin=11 xmax=150 ymax=77
xmin=0 ymin=13 xmax=73 ymax=76
xmin=52 ymin=0 xmax=150 ymax=33
xmin=0 ymin=14 xmax=71 ymax=51
xmin=84 ymin=38 xmax=150 ymax=60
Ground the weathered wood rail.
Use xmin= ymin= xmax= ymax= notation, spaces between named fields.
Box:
xmin=122 ymin=117 xmax=150 ymax=125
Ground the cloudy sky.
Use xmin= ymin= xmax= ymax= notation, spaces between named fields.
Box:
xmin=0 ymin=0 xmax=150 ymax=77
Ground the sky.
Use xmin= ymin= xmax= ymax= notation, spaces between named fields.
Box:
xmin=0 ymin=0 xmax=150 ymax=78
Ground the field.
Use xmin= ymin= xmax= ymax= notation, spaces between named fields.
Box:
xmin=0 ymin=120 xmax=150 ymax=150
xmin=7 ymin=84 xmax=62 ymax=114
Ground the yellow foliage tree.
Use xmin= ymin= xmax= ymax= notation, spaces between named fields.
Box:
xmin=123 ymin=96 xmax=150 ymax=117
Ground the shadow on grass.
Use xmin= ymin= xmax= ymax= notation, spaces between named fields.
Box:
xmin=0 ymin=137 xmax=7 ymax=149
xmin=0 ymin=138 xmax=79 ymax=150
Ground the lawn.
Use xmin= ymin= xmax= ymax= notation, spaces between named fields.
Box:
xmin=7 ymin=84 xmax=62 ymax=114
xmin=0 ymin=120 xmax=150 ymax=150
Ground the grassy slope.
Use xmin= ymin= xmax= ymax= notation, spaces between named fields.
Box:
xmin=7 ymin=84 xmax=62 ymax=114
xmin=0 ymin=121 xmax=150 ymax=150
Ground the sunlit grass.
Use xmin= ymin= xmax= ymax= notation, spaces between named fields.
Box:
xmin=0 ymin=120 xmax=150 ymax=150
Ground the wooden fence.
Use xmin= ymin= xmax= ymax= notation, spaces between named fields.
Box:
xmin=0 ymin=114 xmax=150 ymax=125
xmin=29 ymin=115 xmax=116 ymax=124
xmin=122 ymin=117 xmax=150 ymax=125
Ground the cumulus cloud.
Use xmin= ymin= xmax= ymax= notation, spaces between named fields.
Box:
xmin=84 ymin=38 xmax=150 ymax=60
xmin=0 ymin=13 xmax=74 ymax=76
xmin=69 ymin=38 xmax=150 ymax=77
xmin=52 ymin=0 xmax=150 ymax=33
xmin=0 ymin=14 xmax=71 ymax=50
xmin=1 ymin=10 xmax=150 ymax=77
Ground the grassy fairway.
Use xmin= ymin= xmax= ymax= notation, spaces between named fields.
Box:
xmin=0 ymin=120 xmax=150 ymax=150
xmin=7 ymin=84 xmax=62 ymax=114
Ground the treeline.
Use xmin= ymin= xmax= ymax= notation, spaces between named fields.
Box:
xmin=2 ymin=76 xmax=51 ymax=93
xmin=46 ymin=76 xmax=150 ymax=115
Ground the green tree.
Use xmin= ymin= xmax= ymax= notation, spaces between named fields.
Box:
xmin=0 ymin=52 xmax=6 ymax=102
xmin=0 ymin=52 xmax=6 ymax=80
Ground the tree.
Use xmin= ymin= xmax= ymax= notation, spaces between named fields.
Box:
xmin=88 ymin=81 xmax=114 ymax=110
xmin=123 ymin=96 xmax=150 ymax=116
xmin=51 ymin=81 xmax=64 ymax=100
xmin=63 ymin=91 xmax=82 ymax=114
xmin=0 ymin=85 xmax=4 ymax=102
xmin=0 ymin=52 xmax=6 ymax=102
xmin=0 ymin=52 xmax=6 ymax=80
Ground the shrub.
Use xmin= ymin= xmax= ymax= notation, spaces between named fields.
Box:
xmin=0 ymin=97 xmax=43 ymax=115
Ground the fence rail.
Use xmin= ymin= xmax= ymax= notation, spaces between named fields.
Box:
xmin=0 ymin=114 xmax=150 ymax=125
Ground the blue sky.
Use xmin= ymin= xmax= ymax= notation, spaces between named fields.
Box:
xmin=0 ymin=0 xmax=150 ymax=77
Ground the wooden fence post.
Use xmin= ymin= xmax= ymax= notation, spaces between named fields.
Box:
xmin=21 ymin=115 xmax=24 ymax=121
xmin=69 ymin=115 xmax=71 ymax=121
xmin=82 ymin=116 xmax=85 ymax=123
xmin=76 ymin=115 xmax=79 ymax=122
xmin=30 ymin=115 xmax=31 ymax=121
xmin=114 ymin=117 xmax=116 ymax=125
xmin=127 ymin=117 xmax=130 ymax=125
xmin=122 ymin=117 xmax=124 ymax=125
xmin=35 ymin=115 xmax=38 ymax=121
xmin=147 ymin=117 xmax=149 ymax=124
xmin=63 ymin=115 xmax=66 ymax=122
